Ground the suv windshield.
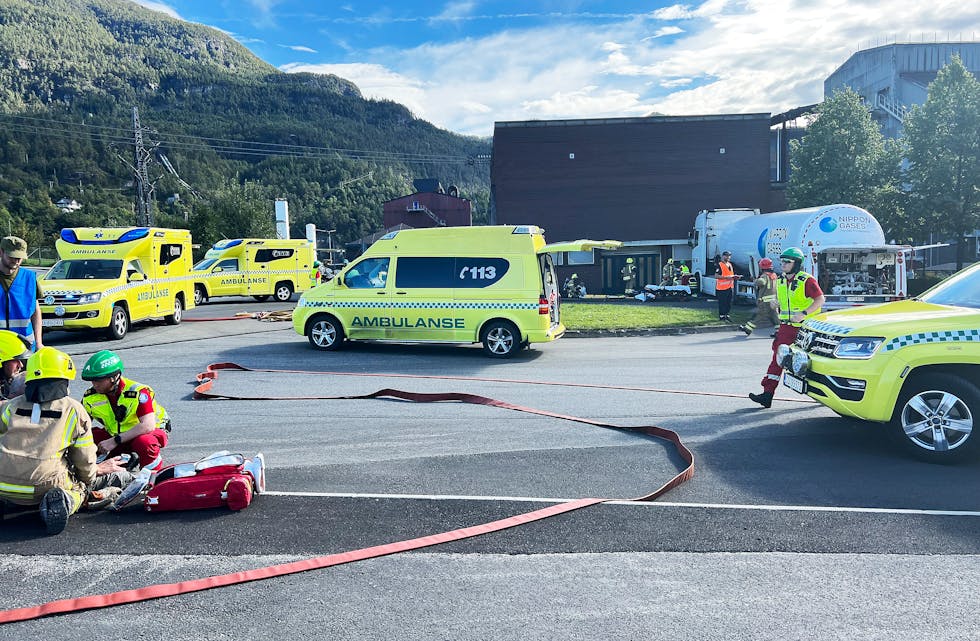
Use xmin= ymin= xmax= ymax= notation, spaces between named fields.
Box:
xmin=45 ymin=260 xmax=122 ymax=280
xmin=920 ymin=263 xmax=980 ymax=309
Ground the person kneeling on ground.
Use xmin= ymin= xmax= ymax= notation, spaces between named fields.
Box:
xmin=0 ymin=329 xmax=31 ymax=400
xmin=82 ymin=350 xmax=171 ymax=473
xmin=0 ymin=347 xmax=129 ymax=534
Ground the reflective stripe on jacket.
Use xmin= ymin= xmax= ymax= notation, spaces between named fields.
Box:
xmin=0 ymin=396 xmax=96 ymax=504
xmin=777 ymin=271 xmax=820 ymax=326
xmin=1 ymin=267 xmax=37 ymax=339
xmin=83 ymin=377 xmax=169 ymax=436
xmin=755 ymin=272 xmax=777 ymax=303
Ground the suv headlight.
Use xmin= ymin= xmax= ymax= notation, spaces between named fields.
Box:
xmin=78 ymin=292 xmax=101 ymax=304
xmin=833 ymin=336 xmax=884 ymax=359
xmin=776 ymin=344 xmax=792 ymax=368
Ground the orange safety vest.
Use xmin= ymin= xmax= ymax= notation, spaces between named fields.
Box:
xmin=716 ymin=261 xmax=734 ymax=290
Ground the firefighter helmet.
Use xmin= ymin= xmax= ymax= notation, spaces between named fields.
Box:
xmin=0 ymin=330 xmax=31 ymax=363
xmin=25 ymin=347 xmax=76 ymax=382
xmin=758 ymin=258 xmax=773 ymax=270
xmin=626 ymin=257 xmax=634 ymax=264
xmin=82 ymin=349 xmax=124 ymax=381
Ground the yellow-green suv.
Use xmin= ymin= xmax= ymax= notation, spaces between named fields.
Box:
xmin=781 ymin=262 xmax=980 ymax=462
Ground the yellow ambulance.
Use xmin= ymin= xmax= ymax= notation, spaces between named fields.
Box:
xmin=40 ymin=227 xmax=196 ymax=340
xmin=292 ymin=225 xmax=620 ymax=357
xmin=191 ymin=238 xmax=316 ymax=304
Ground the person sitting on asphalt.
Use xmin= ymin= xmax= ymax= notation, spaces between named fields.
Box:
xmin=0 ymin=347 xmax=129 ymax=534
xmin=81 ymin=350 xmax=171 ymax=473
xmin=0 ymin=329 xmax=31 ymax=401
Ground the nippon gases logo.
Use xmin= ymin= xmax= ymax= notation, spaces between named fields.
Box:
xmin=820 ymin=215 xmax=870 ymax=232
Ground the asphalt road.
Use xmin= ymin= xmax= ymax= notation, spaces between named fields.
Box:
xmin=2 ymin=299 xmax=978 ymax=640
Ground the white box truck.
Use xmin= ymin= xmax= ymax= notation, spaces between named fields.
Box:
xmin=689 ymin=204 xmax=910 ymax=309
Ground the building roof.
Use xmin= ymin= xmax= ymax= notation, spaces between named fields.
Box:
xmin=495 ymin=113 xmax=771 ymax=129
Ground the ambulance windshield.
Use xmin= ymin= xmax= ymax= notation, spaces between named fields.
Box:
xmin=46 ymin=259 xmax=123 ymax=280
xmin=193 ymin=258 xmax=218 ymax=271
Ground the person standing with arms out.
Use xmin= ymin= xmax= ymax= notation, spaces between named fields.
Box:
xmin=749 ymin=247 xmax=825 ymax=408
xmin=739 ymin=258 xmax=780 ymax=336
xmin=81 ymin=350 xmax=171 ymax=472
xmin=0 ymin=236 xmax=43 ymax=351
xmin=714 ymin=250 xmax=738 ymax=321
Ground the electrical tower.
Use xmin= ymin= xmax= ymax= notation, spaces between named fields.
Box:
xmin=132 ymin=106 xmax=155 ymax=227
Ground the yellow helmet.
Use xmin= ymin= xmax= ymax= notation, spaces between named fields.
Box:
xmin=25 ymin=347 xmax=76 ymax=382
xmin=0 ymin=330 xmax=31 ymax=363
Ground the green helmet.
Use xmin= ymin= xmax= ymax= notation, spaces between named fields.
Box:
xmin=82 ymin=349 xmax=124 ymax=381
xmin=780 ymin=247 xmax=805 ymax=262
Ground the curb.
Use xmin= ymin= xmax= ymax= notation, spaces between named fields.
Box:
xmin=565 ymin=324 xmax=746 ymax=339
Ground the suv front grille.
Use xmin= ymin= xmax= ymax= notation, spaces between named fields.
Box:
xmin=795 ymin=327 xmax=841 ymax=357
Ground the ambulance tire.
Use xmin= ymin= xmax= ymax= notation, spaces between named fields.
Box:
xmin=307 ymin=314 xmax=345 ymax=351
xmin=890 ymin=373 xmax=980 ymax=463
xmin=106 ymin=305 xmax=129 ymax=340
xmin=165 ymin=295 xmax=183 ymax=325
xmin=481 ymin=320 xmax=522 ymax=358
xmin=194 ymin=285 xmax=208 ymax=306
xmin=274 ymin=282 xmax=293 ymax=302
xmin=253 ymin=295 xmax=270 ymax=302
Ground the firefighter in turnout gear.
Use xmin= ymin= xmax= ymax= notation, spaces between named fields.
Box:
xmin=749 ymin=247 xmax=825 ymax=408
xmin=621 ymin=257 xmax=637 ymax=295
xmin=0 ymin=329 xmax=31 ymax=400
xmin=0 ymin=347 xmax=128 ymax=534
xmin=81 ymin=350 xmax=170 ymax=472
xmin=739 ymin=258 xmax=780 ymax=336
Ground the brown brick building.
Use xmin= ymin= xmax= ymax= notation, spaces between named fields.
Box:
xmin=491 ymin=114 xmax=782 ymax=293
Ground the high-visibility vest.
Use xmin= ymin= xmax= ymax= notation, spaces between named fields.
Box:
xmin=0 ymin=268 xmax=37 ymax=340
xmin=716 ymin=261 xmax=734 ymax=290
xmin=83 ymin=377 xmax=169 ymax=436
xmin=777 ymin=271 xmax=820 ymax=326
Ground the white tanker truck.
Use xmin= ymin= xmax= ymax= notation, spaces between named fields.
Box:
xmin=689 ymin=204 xmax=910 ymax=309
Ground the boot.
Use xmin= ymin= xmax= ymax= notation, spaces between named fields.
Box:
xmin=40 ymin=488 xmax=70 ymax=535
xmin=738 ymin=324 xmax=752 ymax=336
xmin=748 ymin=391 xmax=774 ymax=408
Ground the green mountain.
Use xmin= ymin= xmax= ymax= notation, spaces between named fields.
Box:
xmin=0 ymin=0 xmax=490 ymax=258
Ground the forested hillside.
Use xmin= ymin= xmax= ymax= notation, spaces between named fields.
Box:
xmin=0 ymin=0 xmax=491 ymax=259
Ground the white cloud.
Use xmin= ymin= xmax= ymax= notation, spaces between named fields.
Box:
xmin=130 ymin=0 xmax=182 ymax=20
xmin=280 ymin=45 xmax=318 ymax=53
xmin=284 ymin=0 xmax=980 ymax=135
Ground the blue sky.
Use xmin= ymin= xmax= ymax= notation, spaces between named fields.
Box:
xmin=134 ymin=1 xmax=980 ymax=136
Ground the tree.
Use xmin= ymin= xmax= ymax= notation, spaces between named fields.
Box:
xmin=904 ymin=55 xmax=980 ymax=271
xmin=787 ymin=88 xmax=905 ymax=237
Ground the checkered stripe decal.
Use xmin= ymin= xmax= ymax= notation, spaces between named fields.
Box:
xmin=803 ymin=319 xmax=854 ymax=336
xmin=884 ymin=329 xmax=980 ymax=351
xmin=300 ymin=300 xmax=537 ymax=310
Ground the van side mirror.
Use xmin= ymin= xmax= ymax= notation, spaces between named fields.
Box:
xmin=128 ymin=272 xmax=145 ymax=282
xmin=213 ymin=267 xmax=223 ymax=273
xmin=687 ymin=231 xmax=695 ymax=248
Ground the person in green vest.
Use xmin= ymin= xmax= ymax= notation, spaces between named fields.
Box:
xmin=81 ymin=350 xmax=171 ymax=471
xmin=749 ymin=247 xmax=825 ymax=408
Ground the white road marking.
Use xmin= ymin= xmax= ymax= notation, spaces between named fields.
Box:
xmin=264 ymin=491 xmax=980 ymax=517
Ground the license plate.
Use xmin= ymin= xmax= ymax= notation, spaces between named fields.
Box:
xmin=42 ymin=318 xmax=64 ymax=327
xmin=783 ymin=372 xmax=807 ymax=394
xmin=846 ymin=296 xmax=865 ymax=302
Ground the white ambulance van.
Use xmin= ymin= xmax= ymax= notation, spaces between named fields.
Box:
xmin=40 ymin=227 xmax=196 ymax=340
xmin=192 ymin=238 xmax=316 ymax=304
xmin=292 ymin=225 xmax=620 ymax=357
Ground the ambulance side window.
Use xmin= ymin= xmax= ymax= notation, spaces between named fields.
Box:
xmin=345 ymin=257 xmax=389 ymax=289
xmin=395 ymin=258 xmax=455 ymax=288
xmin=159 ymin=243 xmax=183 ymax=266
xmin=215 ymin=259 xmax=239 ymax=273
xmin=126 ymin=260 xmax=144 ymax=279
xmin=254 ymin=249 xmax=294 ymax=262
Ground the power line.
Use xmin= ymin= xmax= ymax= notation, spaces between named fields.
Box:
xmin=0 ymin=113 xmax=489 ymax=165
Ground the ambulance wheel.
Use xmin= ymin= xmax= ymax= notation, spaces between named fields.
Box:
xmin=194 ymin=285 xmax=207 ymax=306
xmin=890 ymin=373 xmax=980 ymax=463
xmin=481 ymin=320 xmax=521 ymax=358
xmin=106 ymin=305 xmax=129 ymax=340
xmin=253 ymin=295 xmax=270 ymax=302
xmin=165 ymin=296 xmax=183 ymax=325
xmin=307 ymin=315 xmax=345 ymax=351
xmin=274 ymin=282 xmax=293 ymax=302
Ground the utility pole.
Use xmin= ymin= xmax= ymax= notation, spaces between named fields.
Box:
xmin=132 ymin=107 xmax=155 ymax=227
